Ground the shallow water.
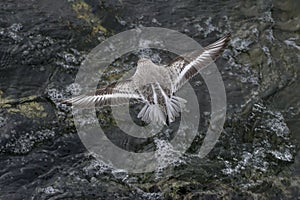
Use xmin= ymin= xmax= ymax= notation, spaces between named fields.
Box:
xmin=0 ymin=0 xmax=299 ymax=199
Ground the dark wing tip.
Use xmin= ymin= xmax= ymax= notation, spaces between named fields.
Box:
xmin=224 ymin=32 xmax=231 ymax=38
xmin=222 ymin=32 xmax=231 ymax=46
xmin=61 ymin=98 xmax=73 ymax=106
xmin=209 ymin=33 xmax=231 ymax=48
xmin=60 ymin=96 xmax=84 ymax=106
xmin=204 ymin=33 xmax=231 ymax=60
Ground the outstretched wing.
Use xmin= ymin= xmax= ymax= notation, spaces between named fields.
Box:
xmin=64 ymin=80 xmax=143 ymax=107
xmin=170 ymin=33 xmax=230 ymax=93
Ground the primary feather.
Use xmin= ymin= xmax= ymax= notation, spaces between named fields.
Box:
xmin=64 ymin=34 xmax=231 ymax=124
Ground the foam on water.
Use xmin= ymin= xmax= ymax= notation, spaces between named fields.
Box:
xmin=231 ymin=37 xmax=253 ymax=52
xmin=269 ymin=149 xmax=294 ymax=162
xmin=0 ymin=23 xmax=23 ymax=42
xmin=56 ymin=49 xmax=84 ymax=70
xmin=82 ymin=158 xmax=113 ymax=176
xmin=154 ymin=137 xmax=186 ymax=178
xmin=0 ymin=129 xmax=56 ymax=154
xmin=42 ymin=186 xmax=62 ymax=195
xmin=66 ymin=83 xmax=82 ymax=95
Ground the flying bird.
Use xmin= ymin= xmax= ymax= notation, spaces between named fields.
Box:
xmin=65 ymin=34 xmax=230 ymax=125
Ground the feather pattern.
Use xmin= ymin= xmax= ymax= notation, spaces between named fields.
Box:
xmin=170 ymin=33 xmax=231 ymax=93
xmin=64 ymin=34 xmax=230 ymax=124
xmin=64 ymin=80 xmax=142 ymax=107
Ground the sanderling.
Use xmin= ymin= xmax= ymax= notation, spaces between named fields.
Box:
xmin=65 ymin=34 xmax=230 ymax=125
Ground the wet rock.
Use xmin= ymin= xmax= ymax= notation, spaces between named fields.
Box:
xmin=0 ymin=0 xmax=300 ymax=199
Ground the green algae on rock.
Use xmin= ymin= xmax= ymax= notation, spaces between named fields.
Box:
xmin=7 ymin=101 xmax=47 ymax=119
xmin=0 ymin=89 xmax=47 ymax=119
xmin=70 ymin=0 xmax=108 ymax=35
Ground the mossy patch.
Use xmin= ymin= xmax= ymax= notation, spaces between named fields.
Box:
xmin=71 ymin=0 xmax=108 ymax=35
xmin=7 ymin=101 xmax=47 ymax=119
xmin=96 ymin=108 xmax=117 ymax=127
xmin=0 ymin=90 xmax=47 ymax=119
xmin=0 ymin=91 xmax=39 ymax=107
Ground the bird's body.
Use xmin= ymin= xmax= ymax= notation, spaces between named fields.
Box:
xmin=65 ymin=34 xmax=231 ymax=125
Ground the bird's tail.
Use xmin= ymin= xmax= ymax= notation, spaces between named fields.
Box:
xmin=137 ymin=96 xmax=187 ymax=125
xmin=165 ymin=96 xmax=187 ymax=123
xmin=137 ymin=103 xmax=166 ymax=125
